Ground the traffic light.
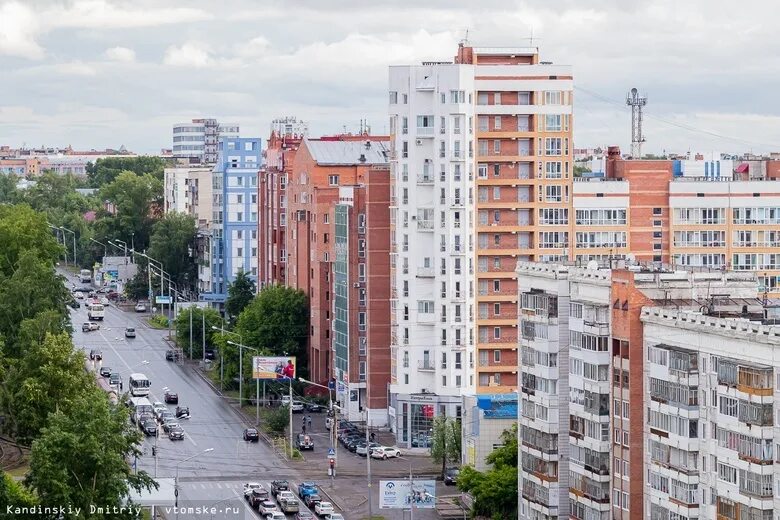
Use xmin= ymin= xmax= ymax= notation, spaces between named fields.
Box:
xmin=152 ymin=446 xmax=157 ymax=457
xmin=329 ymin=458 xmax=335 ymax=468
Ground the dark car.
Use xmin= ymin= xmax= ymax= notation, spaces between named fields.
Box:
xmin=346 ymin=437 xmax=363 ymax=452
xmin=296 ymin=433 xmax=314 ymax=450
xmin=168 ymin=425 xmax=185 ymax=441
xmin=165 ymin=350 xmax=179 ymax=361
xmin=444 ymin=467 xmax=460 ymax=486
xmin=175 ymin=406 xmax=190 ymax=419
xmin=68 ymin=299 xmax=80 ymax=309
xmin=164 ymin=391 xmax=178 ymax=404
xmin=303 ymin=493 xmax=322 ymax=508
xmin=243 ymin=428 xmax=259 ymax=442
xmin=305 ymin=403 xmax=326 ymax=413
xmin=204 ymin=348 xmax=216 ymax=360
xmin=295 ymin=513 xmax=315 ymax=520
xmin=99 ymin=366 xmax=112 ymax=377
xmin=158 ymin=411 xmax=174 ymax=424
xmin=270 ymin=480 xmax=289 ymax=497
xmin=89 ymin=349 xmax=102 ymax=361
xmin=141 ymin=419 xmax=157 ymax=437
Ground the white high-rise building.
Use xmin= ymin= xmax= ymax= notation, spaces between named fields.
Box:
xmin=173 ymin=118 xmax=240 ymax=165
xmin=388 ymin=59 xmax=478 ymax=448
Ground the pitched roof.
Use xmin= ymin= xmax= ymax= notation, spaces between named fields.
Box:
xmin=304 ymin=138 xmax=389 ymax=166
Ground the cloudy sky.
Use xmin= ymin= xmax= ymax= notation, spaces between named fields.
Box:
xmin=1 ymin=0 xmax=778 ymax=155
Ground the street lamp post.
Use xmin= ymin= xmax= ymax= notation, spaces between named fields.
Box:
xmin=226 ymin=340 xmax=260 ymax=426
xmin=299 ymin=377 xmax=339 ymax=485
xmin=114 ymin=239 xmax=128 ymax=258
xmin=212 ymin=326 xmax=241 ymax=393
xmin=59 ymin=226 xmax=77 ymax=266
xmin=175 ymin=448 xmax=214 ymax=519
xmin=48 ymin=225 xmax=67 ymax=264
xmin=89 ymin=238 xmax=107 ymax=259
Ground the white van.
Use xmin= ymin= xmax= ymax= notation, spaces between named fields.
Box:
xmin=87 ymin=303 xmax=105 ymax=321
xmin=79 ymin=269 xmax=92 ymax=283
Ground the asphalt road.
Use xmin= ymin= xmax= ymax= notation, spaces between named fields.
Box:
xmin=65 ymin=273 xmax=282 ymax=480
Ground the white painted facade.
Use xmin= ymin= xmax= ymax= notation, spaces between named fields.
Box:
xmin=388 ymin=62 xmax=477 ymax=448
xmin=641 ymin=307 xmax=780 ymax=520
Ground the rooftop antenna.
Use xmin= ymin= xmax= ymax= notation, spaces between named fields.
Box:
xmin=626 ymin=88 xmax=647 ymax=159
xmin=530 ymin=26 xmax=535 ymax=47
xmin=460 ymin=28 xmax=470 ymax=46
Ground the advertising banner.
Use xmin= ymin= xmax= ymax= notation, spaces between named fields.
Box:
xmin=379 ymin=480 xmax=436 ymax=509
xmin=252 ymin=356 xmax=296 ymax=380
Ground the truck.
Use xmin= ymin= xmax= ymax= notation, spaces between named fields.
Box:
xmin=79 ymin=269 xmax=92 ymax=283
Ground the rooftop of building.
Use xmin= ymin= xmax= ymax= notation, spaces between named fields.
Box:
xmin=304 ymin=138 xmax=390 ymax=166
xmin=641 ymin=306 xmax=780 ymax=338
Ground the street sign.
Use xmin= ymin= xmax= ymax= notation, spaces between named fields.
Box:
xmin=155 ymin=295 xmax=172 ymax=304
xmin=328 ymin=448 xmax=335 ymax=456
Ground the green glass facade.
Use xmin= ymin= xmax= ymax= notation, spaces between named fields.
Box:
xmin=334 ymin=205 xmax=350 ymax=381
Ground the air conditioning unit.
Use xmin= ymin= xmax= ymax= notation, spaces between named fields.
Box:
xmin=353 ymin=282 xmax=361 ymax=288
xmin=415 ymin=139 xmax=423 ymax=146
xmin=421 ymin=388 xmax=429 ymax=394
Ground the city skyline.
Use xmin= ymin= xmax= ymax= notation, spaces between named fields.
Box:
xmin=2 ymin=0 xmax=779 ymax=155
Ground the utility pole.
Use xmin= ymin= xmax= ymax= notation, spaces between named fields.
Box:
xmin=626 ymin=87 xmax=647 ymax=159
xmin=189 ymin=307 xmax=193 ymax=360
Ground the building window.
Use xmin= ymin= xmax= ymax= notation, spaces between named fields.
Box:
xmin=358 ymin=361 xmax=366 ymax=381
xmin=358 ymin=312 xmax=366 ymax=331
xmin=358 ymin=263 xmax=366 ymax=282
xmin=653 ymin=207 xmax=663 ymax=216
xmin=328 ymin=175 xmax=339 ymax=186
xmin=493 ymin=350 xmax=501 ymax=363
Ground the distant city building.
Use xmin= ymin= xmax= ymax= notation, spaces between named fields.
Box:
xmin=200 ymin=137 xmax=260 ymax=307
xmin=0 ymin=145 xmax=135 ymax=176
xmin=163 ymin=166 xmax=213 ymax=227
xmin=172 ymin=119 xmax=239 ymax=165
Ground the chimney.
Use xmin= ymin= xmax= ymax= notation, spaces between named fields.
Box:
xmin=606 ymin=146 xmax=621 ymax=179
xmin=359 ymin=154 xmax=367 ymax=163
xmin=365 ymin=140 xmax=371 ymax=149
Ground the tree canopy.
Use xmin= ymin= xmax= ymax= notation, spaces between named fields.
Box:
xmin=87 ymin=156 xmax=167 ymax=187
xmin=175 ymin=306 xmax=223 ymax=359
xmin=430 ymin=416 xmax=462 ymax=479
xmin=457 ymin=424 xmax=517 ymax=519
xmin=147 ymin=211 xmax=197 ymax=290
xmin=225 ymin=269 xmax=256 ymax=322
xmin=97 ymin=171 xmax=162 ymax=252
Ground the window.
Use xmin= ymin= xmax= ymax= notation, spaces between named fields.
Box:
xmin=545 ymin=115 xmax=562 ymax=131
xmin=358 ymin=312 xmax=366 ymax=331
xmin=494 ymin=350 xmax=501 ymax=363
xmin=544 ymin=91 xmax=562 ymax=105
xmin=358 ymin=263 xmax=366 ymax=282
xmin=236 ymin=194 xmax=243 ymax=204
xmin=389 ymin=91 xmax=398 ymax=104
xmin=653 ymin=207 xmax=663 ymax=216
xmin=544 ymin=138 xmax=562 ymax=156
xmin=328 ymin=175 xmax=339 ymax=186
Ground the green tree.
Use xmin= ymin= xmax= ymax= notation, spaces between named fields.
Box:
xmin=147 ymin=212 xmax=197 ymax=290
xmin=175 ymin=306 xmax=223 ymax=359
xmin=0 ymin=472 xmax=38 ymax=516
xmin=225 ymin=269 xmax=256 ymax=323
xmin=0 ymin=204 xmax=62 ymax=274
xmin=573 ymin=164 xmax=589 ymax=177
xmin=96 ymin=171 xmax=162 ymax=252
xmin=87 ymin=156 xmax=167 ymax=187
xmin=25 ymin=387 xmax=157 ymax=518
xmin=262 ymin=405 xmax=290 ymax=435
xmin=430 ymin=416 xmax=462 ymax=478
xmin=235 ymin=285 xmax=308 ymax=376
xmin=457 ymin=424 xmax=517 ymax=519
xmin=0 ymin=173 xmax=20 ymax=204
xmin=3 ymin=332 xmax=93 ymax=442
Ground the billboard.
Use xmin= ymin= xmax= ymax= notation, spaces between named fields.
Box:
xmin=379 ymin=480 xmax=436 ymax=509
xmin=252 ymin=356 xmax=296 ymax=380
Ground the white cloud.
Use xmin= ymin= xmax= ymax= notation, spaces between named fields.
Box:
xmin=0 ymin=2 xmax=44 ymax=59
xmin=44 ymin=0 xmax=211 ymax=29
xmin=164 ymin=43 xmax=212 ymax=68
xmin=235 ymin=36 xmax=271 ymax=58
xmin=104 ymin=46 xmax=136 ymax=63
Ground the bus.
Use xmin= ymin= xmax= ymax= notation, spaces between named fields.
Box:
xmin=87 ymin=303 xmax=105 ymax=320
xmin=128 ymin=396 xmax=153 ymax=423
xmin=129 ymin=373 xmax=151 ymax=397
xmin=79 ymin=269 xmax=92 ymax=283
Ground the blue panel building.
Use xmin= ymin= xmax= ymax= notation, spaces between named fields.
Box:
xmin=201 ymin=137 xmax=261 ymax=308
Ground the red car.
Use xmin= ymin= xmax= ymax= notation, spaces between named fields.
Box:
xmin=164 ymin=391 xmax=178 ymax=404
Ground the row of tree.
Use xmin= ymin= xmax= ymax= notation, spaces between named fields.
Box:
xmin=0 ymin=157 xmax=199 ymax=295
xmin=173 ymin=271 xmax=310 ymax=398
xmin=0 ymin=204 xmax=155 ymax=517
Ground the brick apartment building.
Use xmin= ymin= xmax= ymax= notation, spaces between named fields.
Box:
xmin=284 ymin=135 xmax=392 ymax=423
xmin=259 ymin=117 xmax=308 ymax=288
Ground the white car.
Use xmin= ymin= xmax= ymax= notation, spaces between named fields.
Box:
xmin=100 ymin=296 xmax=109 ymax=306
xmin=281 ymin=395 xmax=292 ymax=407
xmin=277 ymin=491 xmax=295 ymax=502
xmin=326 ymin=515 xmax=345 ymax=520
xmin=315 ymin=502 xmax=334 ymax=516
xmin=243 ymin=482 xmax=263 ymax=496
xmin=291 ymin=400 xmax=305 ymax=412
xmin=258 ymin=500 xmax=278 ymax=514
xmin=134 ymin=302 xmax=147 ymax=312
xmin=371 ymin=446 xmax=401 ymax=459
xmin=265 ymin=513 xmax=286 ymax=520
xmin=74 ymin=291 xmax=85 ymax=299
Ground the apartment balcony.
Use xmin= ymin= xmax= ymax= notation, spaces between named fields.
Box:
xmin=416 ymin=267 xmax=435 ymax=278
xmin=417 ymin=313 xmax=436 ymax=325
xmin=582 ymin=321 xmax=610 ymax=337
xmin=416 ymin=174 xmax=434 ymax=185
xmin=417 ymin=126 xmax=435 ymax=137
xmin=417 ymin=220 xmax=434 ymax=232
xmin=418 ymin=360 xmax=436 ymax=371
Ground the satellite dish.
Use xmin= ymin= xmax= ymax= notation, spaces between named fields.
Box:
xmin=586 ymin=260 xmax=599 ymax=271
xmin=625 ymin=253 xmax=637 ymax=264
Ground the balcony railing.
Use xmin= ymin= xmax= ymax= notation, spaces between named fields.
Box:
xmin=417 ymin=126 xmax=434 ymax=136
xmin=416 ymin=267 xmax=435 ymax=278
xmin=418 ymin=360 xmax=435 ymax=371
xmin=417 ymin=174 xmax=434 ymax=185
xmin=417 ymin=220 xmax=434 ymax=231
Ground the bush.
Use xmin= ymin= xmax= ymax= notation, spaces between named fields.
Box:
xmin=148 ymin=315 xmax=169 ymax=329
xmin=262 ymin=405 xmax=289 ymax=435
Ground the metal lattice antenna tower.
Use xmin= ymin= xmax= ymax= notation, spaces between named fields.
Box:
xmin=626 ymin=87 xmax=647 ymax=158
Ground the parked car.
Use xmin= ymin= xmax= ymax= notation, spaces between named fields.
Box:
xmin=158 ymin=411 xmax=174 ymax=424
xmin=296 ymin=433 xmax=314 ymax=450
xmin=204 ymin=348 xmax=216 ymax=360
xmin=355 ymin=442 xmax=380 ymax=457
xmin=68 ymin=299 xmax=80 ymax=309
xmin=243 ymin=428 xmax=259 ymax=442
xmin=345 ymin=438 xmax=362 ymax=452
xmin=89 ymin=349 xmax=102 ymax=361
xmin=99 ymin=366 xmax=112 ymax=377
xmin=264 ymin=513 xmax=286 ymax=520
xmin=109 ymin=373 xmax=122 ymax=389
xmin=162 ymin=419 xmax=179 ymax=433
xmin=291 ymin=401 xmax=305 ymax=413
xmin=134 ymin=302 xmax=147 ymax=312
xmin=305 ymin=403 xmax=326 ymax=413
xmin=168 ymin=425 xmax=185 ymax=441
xmin=279 ymin=497 xmax=300 ymax=513
xmin=141 ymin=419 xmax=157 ymax=437
xmin=443 ymin=467 xmax=460 ymax=486
xmin=295 ymin=513 xmax=315 ymax=520
xmin=165 ymin=350 xmax=179 ymax=361
xmin=276 ymin=491 xmax=295 ymax=502
xmin=297 ymin=482 xmax=318 ymax=500
xmin=82 ymin=322 xmax=100 ymax=332
xmin=164 ymin=391 xmax=178 ymax=404
xmin=270 ymin=480 xmax=289 ymax=496
xmin=326 ymin=515 xmax=345 ymax=520
xmin=371 ymin=446 xmax=401 ymax=460
xmin=281 ymin=395 xmax=292 ymax=407
xmin=74 ymin=291 xmax=85 ymax=299
xmin=125 ymin=327 xmax=136 ymax=338
xmin=314 ymin=502 xmax=334 ymax=516
xmin=303 ymin=494 xmax=322 ymax=508
xmin=247 ymin=488 xmax=270 ymax=508
xmin=154 ymin=407 xmax=169 ymax=421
